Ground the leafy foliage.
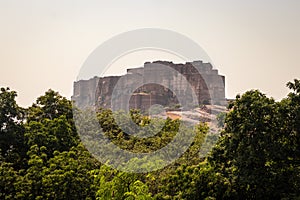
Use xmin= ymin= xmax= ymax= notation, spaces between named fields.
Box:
xmin=0 ymin=79 xmax=300 ymax=199
xmin=0 ymin=88 xmax=26 ymax=168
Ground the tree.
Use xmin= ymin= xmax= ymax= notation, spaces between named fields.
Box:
xmin=0 ymin=161 xmax=20 ymax=199
xmin=209 ymin=80 xmax=300 ymax=199
xmin=22 ymin=145 xmax=48 ymax=199
xmin=1 ymin=79 xmax=299 ymax=199
xmin=25 ymin=90 xmax=79 ymax=156
xmin=124 ymin=180 xmax=153 ymax=200
xmin=41 ymin=144 xmax=99 ymax=199
xmin=25 ymin=116 xmax=77 ymax=156
xmin=27 ymin=89 xmax=73 ymax=122
xmin=0 ymin=87 xmax=26 ymax=168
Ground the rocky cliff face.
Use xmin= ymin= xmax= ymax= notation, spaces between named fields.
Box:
xmin=72 ymin=61 xmax=225 ymax=111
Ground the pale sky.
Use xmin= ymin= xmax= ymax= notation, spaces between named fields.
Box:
xmin=0 ymin=0 xmax=299 ymax=107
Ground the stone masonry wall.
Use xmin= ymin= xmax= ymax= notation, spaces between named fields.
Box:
xmin=72 ymin=61 xmax=225 ymax=110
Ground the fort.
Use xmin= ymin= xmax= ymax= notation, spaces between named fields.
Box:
xmin=72 ymin=60 xmax=226 ymax=111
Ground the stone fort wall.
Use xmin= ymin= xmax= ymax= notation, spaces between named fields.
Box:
xmin=72 ymin=60 xmax=225 ymax=110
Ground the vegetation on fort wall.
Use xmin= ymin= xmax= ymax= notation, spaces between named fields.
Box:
xmin=0 ymin=79 xmax=299 ymax=199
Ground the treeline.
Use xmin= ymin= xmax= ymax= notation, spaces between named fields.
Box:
xmin=0 ymin=80 xmax=299 ymax=199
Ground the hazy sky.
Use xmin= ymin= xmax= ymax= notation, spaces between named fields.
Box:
xmin=0 ymin=0 xmax=299 ymax=107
